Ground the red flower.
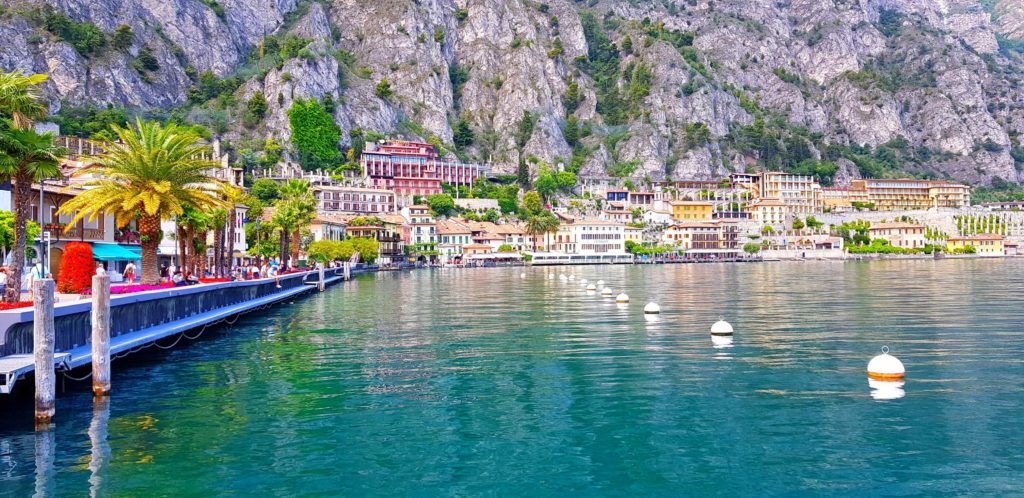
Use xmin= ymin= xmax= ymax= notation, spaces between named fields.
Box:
xmin=0 ymin=301 xmax=32 ymax=311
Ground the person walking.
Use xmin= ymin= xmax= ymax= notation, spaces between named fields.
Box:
xmin=0 ymin=267 xmax=8 ymax=298
xmin=123 ymin=261 xmax=137 ymax=283
xmin=26 ymin=261 xmax=43 ymax=301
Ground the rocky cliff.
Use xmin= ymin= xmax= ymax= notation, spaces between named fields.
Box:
xmin=2 ymin=0 xmax=1024 ymax=187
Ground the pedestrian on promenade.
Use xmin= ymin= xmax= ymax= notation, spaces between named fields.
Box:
xmin=26 ymin=261 xmax=43 ymax=301
xmin=96 ymin=263 xmax=107 ymax=276
xmin=123 ymin=261 xmax=136 ymax=282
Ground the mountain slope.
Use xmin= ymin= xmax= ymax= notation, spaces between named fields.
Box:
xmin=2 ymin=0 xmax=1023 ymax=186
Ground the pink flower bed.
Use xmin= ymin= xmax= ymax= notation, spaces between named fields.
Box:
xmin=81 ymin=283 xmax=175 ymax=295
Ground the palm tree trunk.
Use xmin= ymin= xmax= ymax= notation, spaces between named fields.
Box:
xmin=139 ymin=214 xmax=162 ymax=285
xmin=214 ymin=226 xmax=224 ymax=276
xmin=279 ymin=228 xmax=289 ymax=267
xmin=177 ymin=225 xmax=187 ymax=272
xmin=292 ymin=228 xmax=300 ymax=266
xmin=6 ymin=172 xmax=32 ymax=302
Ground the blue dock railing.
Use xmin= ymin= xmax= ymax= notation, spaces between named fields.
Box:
xmin=0 ymin=265 xmax=362 ymax=395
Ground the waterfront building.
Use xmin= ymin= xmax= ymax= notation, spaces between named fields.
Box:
xmin=345 ymin=215 xmax=406 ymax=264
xmin=314 ymin=185 xmax=396 ymax=214
xmin=643 ymin=208 xmax=674 ymax=226
xmin=436 ymin=219 xmax=473 ymax=264
xmin=744 ymin=198 xmax=787 ymax=225
xmin=671 ymin=200 xmax=714 ymax=222
xmin=552 ymin=219 xmax=626 ymax=255
xmin=661 ymin=221 xmax=742 ymax=257
xmin=361 ymin=140 xmax=484 ymax=205
xmin=868 ymin=222 xmax=926 ymax=249
xmin=310 ymin=215 xmax=347 ymax=242
xmin=759 ymin=172 xmax=823 ymax=215
xmin=402 ymin=205 xmax=437 ymax=246
xmin=947 ymin=234 xmax=1004 ymax=256
xmin=821 ymin=187 xmax=862 ymax=212
xmin=850 ymin=179 xmax=971 ymax=210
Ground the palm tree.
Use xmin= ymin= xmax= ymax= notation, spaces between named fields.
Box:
xmin=220 ymin=186 xmax=246 ymax=275
xmin=0 ymin=70 xmax=48 ymax=129
xmin=275 ymin=179 xmax=316 ymax=266
xmin=58 ymin=119 xmax=227 ymax=284
xmin=0 ymin=126 xmax=64 ymax=301
xmin=525 ymin=210 xmax=560 ymax=252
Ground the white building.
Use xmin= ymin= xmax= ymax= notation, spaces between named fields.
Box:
xmin=552 ymin=219 xmax=626 ymax=255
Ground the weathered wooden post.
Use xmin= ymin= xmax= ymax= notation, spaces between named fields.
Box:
xmin=318 ymin=265 xmax=325 ymax=292
xmin=33 ymin=278 xmax=56 ymax=428
xmin=91 ymin=274 xmax=111 ymax=396
xmin=343 ymin=262 xmax=351 ymax=281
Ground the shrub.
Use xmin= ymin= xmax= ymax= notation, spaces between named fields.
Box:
xmin=375 ymin=78 xmax=394 ymax=100
xmin=57 ymin=242 xmax=95 ymax=293
xmin=112 ymin=24 xmax=134 ymax=51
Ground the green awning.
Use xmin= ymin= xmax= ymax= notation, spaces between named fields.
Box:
xmin=91 ymin=243 xmax=140 ymax=261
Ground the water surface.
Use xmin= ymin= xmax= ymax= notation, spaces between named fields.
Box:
xmin=2 ymin=260 xmax=1023 ymax=496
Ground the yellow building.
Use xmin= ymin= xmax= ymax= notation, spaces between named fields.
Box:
xmin=759 ymin=172 xmax=823 ymax=215
xmin=671 ymin=201 xmax=714 ymax=221
xmin=946 ymin=234 xmax=1004 ymax=256
xmin=851 ymin=179 xmax=971 ymax=210
xmin=868 ymin=222 xmax=926 ymax=249
xmin=744 ymin=198 xmax=787 ymax=225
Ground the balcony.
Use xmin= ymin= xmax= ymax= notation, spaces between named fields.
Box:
xmin=44 ymin=225 xmax=105 ymax=242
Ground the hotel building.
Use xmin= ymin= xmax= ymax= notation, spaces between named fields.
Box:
xmin=314 ymin=185 xmax=396 ymax=214
xmin=868 ymin=222 xmax=926 ymax=249
xmin=361 ymin=141 xmax=485 ymax=205
xmin=850 ymin=179 xmax=971 ymax=210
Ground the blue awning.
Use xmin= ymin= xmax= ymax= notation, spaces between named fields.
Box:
xmin=91 ymin=243 xmax=140 ymax=261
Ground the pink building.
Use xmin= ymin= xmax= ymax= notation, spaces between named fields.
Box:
xmin=361 ymin=141 xmax=484 ymax=205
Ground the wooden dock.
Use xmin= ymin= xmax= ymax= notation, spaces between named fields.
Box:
xmin=0 ymin=265 xmax=362 ymax=396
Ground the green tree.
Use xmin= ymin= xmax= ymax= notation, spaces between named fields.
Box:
xmin=250 ymin=178 xmax=281 ymax=202
xmin=522 ymin=191 xmax=543 ymax=216
xmin=0 ymin=211 xmax=40 ymax=261
xmin=743 ymin=243 xmax=762 ymax=254
xmin=556 ymin=170 xmax=577 ymax=190
xmin=453 ymin=117 xmax=475 ymax=149
xmin=792 ymin=217 xmax=805 ymax=231
xmin=274 ymin=179 xmax=317 ymax=266
xmin=0 ymin=70 xmax=49 ymax=129
xmin=525 ymin=210 xmax=560 ymax=250
xmin=350 ymin=237 xmax=380 ymax=263
xmin=426 ymin=193 xmax=456 ymax=217
xmin=288 ymin=98 xmax=341 ymax=171
xmin=535 ymin=168 xmax=558 ymax=201
xmin=111 ymin=24 xmax=134 ymax=51
xmin=58 ymin=119 xmax=227 ymax=285
xmin=247 ymin=91 xmax=268 ymax=119
xmin=497 ymin=243 xmax=514 ymax=252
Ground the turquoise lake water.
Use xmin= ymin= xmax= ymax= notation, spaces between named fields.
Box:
xmin=1 ymin=260 xmax=1023 ymax=496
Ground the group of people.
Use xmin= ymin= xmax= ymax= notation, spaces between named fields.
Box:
xmin=159 ymin=263 xmax=203 ymax=287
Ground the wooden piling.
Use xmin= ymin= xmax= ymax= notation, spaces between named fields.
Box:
xmin=33 ymin=279 xmax=56 ymax=428
xmin=343 ymin=262 xmax=351 ymax=281
xmin=91 ymin=274 xmax=111 ymax=396
xmin=318 ymin=265 xmax=325 ymax=292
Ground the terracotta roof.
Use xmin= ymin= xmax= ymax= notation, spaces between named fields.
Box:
xmin=747 ymin=198 xmax=785 ymax=207
xmin=572 ymin=219 xmax=626 ymax=227
xmin=436 ymin=219 xmax=471 ymax=235
xmin=463 ymin=244 xmax=492 ymax=250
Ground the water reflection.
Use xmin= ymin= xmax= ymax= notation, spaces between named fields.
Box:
xmin=88 ymin=397 xmax=111 ymax=498
xmin=33 ymin=430 xmax=54 ymax=498
xmin=869 ymin=379 xmax=906 ymax=401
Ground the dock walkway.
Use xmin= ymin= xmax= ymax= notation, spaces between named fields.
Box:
xmin=0 ymin=266 xmax=361 ymax=395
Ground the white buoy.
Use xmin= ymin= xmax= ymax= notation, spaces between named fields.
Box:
xmin=615 ymin=293 xmax=629 ymax=303
xmin=548 ymin=273 xmax=555 ymax=280
xmin=601 ymin=287 xmax=613 ymax=296
xmin=520 ymin=273 xmax=526 ymax=278
xmin=867 ymin=346 xmax=905 ymax=381
xmin=596 ymin=280 xmax=605 ymax=287
xmin=580 ymin=279 xmax=587 ymax=284
xmin=586 ymin=284 xmax=597 ymax=291
xmin=568 ymin=275 xmax=575 ymax=281
xmin=710 ymin=318 xmax=733 ymax=337
xmin=644 ymin=302 xmax=660 ymax=314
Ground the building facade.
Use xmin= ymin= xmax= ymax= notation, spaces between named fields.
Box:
xmin=314 ymin=185 xmax=396 ymax=214
xmin=850 ymin=179 xmax=971 ymax=210
xmin=361 ymin=141 xmax=484 ymax=205
xmin=671 ymin=201 xmax=714 ymax=222
xmin=553 ymin=219 xmax=626 ymax=255
xmin=868 ymin=222 xmax=926 ymax=249
xmin=947 ymin=234 xmax=1004 ymax=256
xmin=760 ymin=172 xmax=823 ymax=215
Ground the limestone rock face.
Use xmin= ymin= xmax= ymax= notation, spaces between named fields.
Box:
xmin=1 ymin=0 xmax=1023 ymax=185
